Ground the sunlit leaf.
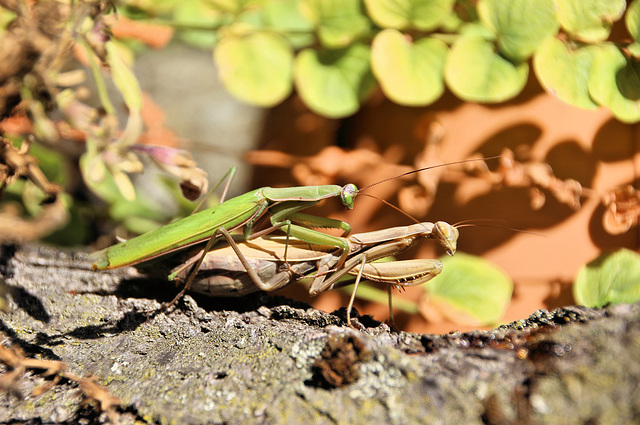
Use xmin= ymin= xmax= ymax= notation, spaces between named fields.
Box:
xmin=629 ymin=42 xmax=640 ymax=59
xmin=299 ymin=0 xmax=370 ymax=47
xmin=444 ymin=35 xmax=528 ymax=103
xmin=364 ymin=0 xmax=455 ymax=31
xmin=214 ymin=32 xmax=293 ymax=107
xmin=588 ymin=44 xmax=640 ymax=123
xmin=626 ymin=0 xmax=640 ymax=43
xmin=428 ymin=253 xmax=513 ymax=325
xmin=459 ymin=22 xmax=496 ymax=39
xmin=574 ymin=248 xmax=640 ymax=308
xmin=478 ymin=0 xmax=559 ymax=61
xmin=263 ymin=0 xmax=315 ymax=48
xmin=208 ymin=0 xmax=266 ymax=14
xmin=294 ymin=43 xmax=375 ymax=118
xmin=556 ymin=0 xmax=625 ymax=42
xmin=173 ymin=0 xmax=224 ymax=48
xmin=534 ymin=37 xmax=598 ymax=110
xmin=371 ymin=30 xmax=447 ymax=106
xmin=105 ymin=41 xmax=142 ymax=112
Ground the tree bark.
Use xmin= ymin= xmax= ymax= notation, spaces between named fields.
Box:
xmin=0 ymin=244 xmax=639 ymax=424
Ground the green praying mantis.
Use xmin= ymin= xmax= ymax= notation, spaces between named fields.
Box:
xmin=91 ymin=158 xmax=487 ymax=315
xmin=144 ymin=221 xmax=458 ymax=326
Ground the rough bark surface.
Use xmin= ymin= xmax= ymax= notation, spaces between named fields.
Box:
xmin=0 ymin=244 xmax=639 ymax=424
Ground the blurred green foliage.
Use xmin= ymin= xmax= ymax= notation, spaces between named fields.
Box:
xmin=574 ymin=248 xmax=640 ymax=308
xmin=431 ymin=252 xmax=513 ymax=325
xmin=124 ymin=0 xmax=640 ymax=121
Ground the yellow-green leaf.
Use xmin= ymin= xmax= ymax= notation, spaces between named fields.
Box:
xmin=105 ymin=41 xmax=142 ymax=112
xmin=364 ymin=0 xmax=455 ymax=31
xmin=574 ymin=248 xmax=640 ymax=308
xmin=478 ymin=0 xmax=559 ymax=61
xmin=626 ymin=0 xmax=640 ymax=43
xmin=444 ymin=35 xmax=528 ymax=103
xmin=556 ymin=0 xmax=625 ymax=42
xmin=263 ymin=0 xmax=315 ymax=48
xmin=588 ymin=44 xmax=640 ymax=123
xmin=173 ymin=0 xmax=223 ymax=49
xmin=214 ymin=32 xmax=293 ymax=107
xmin=371 ymin=30 xmax=447 ymax=106
xmin=208 ymin=0 xmax=266 ymax=14
xmin=428 ymin=253 xmax=513 ymax=325
xmin=294 ymin=43 xmax=375 ymax=118
xmin=299 ymin=0 xmax=369 ymax=48
xmin=534 ymin=37 xmax=598 ymax=110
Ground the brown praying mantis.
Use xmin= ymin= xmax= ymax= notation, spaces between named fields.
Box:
xmin=148 ymin=221 xmax=458 ymax=326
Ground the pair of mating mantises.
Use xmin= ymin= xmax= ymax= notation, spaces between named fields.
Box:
xmin=91 ymin=161 xmax=473 ymax=326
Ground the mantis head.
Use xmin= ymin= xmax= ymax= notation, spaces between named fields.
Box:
xmin=340 ymin=183 xmax=358 ymax=209
xmin=434 ymin=221 xmax=459 ymax=255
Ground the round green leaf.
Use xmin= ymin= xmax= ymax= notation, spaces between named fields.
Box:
xmin=428 ymin=253 xmax=513 ymax=325
xmin=371 ymin=30 xmax=447 ymax=106
xmin=294 ymin=43 xmax=375 ymax=118
xmin=214 ymin=32 xmax=293 ymax=107
xmin=173 ymin=0 xmax=223 ymax=49
xmin=478 ymin=0 xmax=559 ymax=61
xmin=534 ymin=37 xmax=598 ymax=110
xmin=263 ymin=0 xmax=315 ymax=48
xmin=574 ymin=248 xmax=640 ymax=308
xmin=556 ymin=0 xmax=625 ymax=42
xmin=588 ymin=44 xmax=640 ymax=123
xmin=299 ymin=0 xmax=370 ymax=48
xmin=444 ymin=35 xmax=528 ymax=103
xmin=459 ymin=22 xmax=496 ymax=40
xmin=364 ymin=0 xmax=455 ymax=31
xmin=626 ymin=0 xmax=640 ymax=43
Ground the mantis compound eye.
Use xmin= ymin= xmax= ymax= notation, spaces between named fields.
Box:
xmin=340 ymin=184 xmax=358 ymax=209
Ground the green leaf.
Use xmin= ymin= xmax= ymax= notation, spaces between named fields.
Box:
xmin=478 ymin=0 xmax=559 ymax=61
xmin=173 ymin=0 xmax=224 ymax=49
xmin=263 ymin=0 xmax=315 ymax=48
xmin=294 ymin=43 xmax=375 ymax=118
xmin=534 ymin=37 xmax=598 ymax=110
xmin=428 ymin=253 xmax=513 ymax=325
xmin=371 ymin=30 xmax=448 ymax=106
xmin=556 ymin=0 xmax=625 ymax=42
xmin=459 ymin=22 xmax=496 ymax=39
xmin=444 ymin=35 xmax=528 ymax=103
xmin=299 ymin=0 xmax=370 ymax=47
xmin=105 ymin=41 xmax=142 ymax=112
xmin=574 ymin=248 xmax=640 ymax=308
xmin=629 ymin=42 xmax=640 ymax=59
xmin=588 ymin=44 xmax=640 ymax=123
xmin=626 ymin=0 xmax=640 ymax=43
xmin=214 ymin=32 xmax=293 ymax=107
xmin=208 ymin=0 xmax=266 ymax=14
xmin=364 ymin=0 xmax=455 ymax=31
